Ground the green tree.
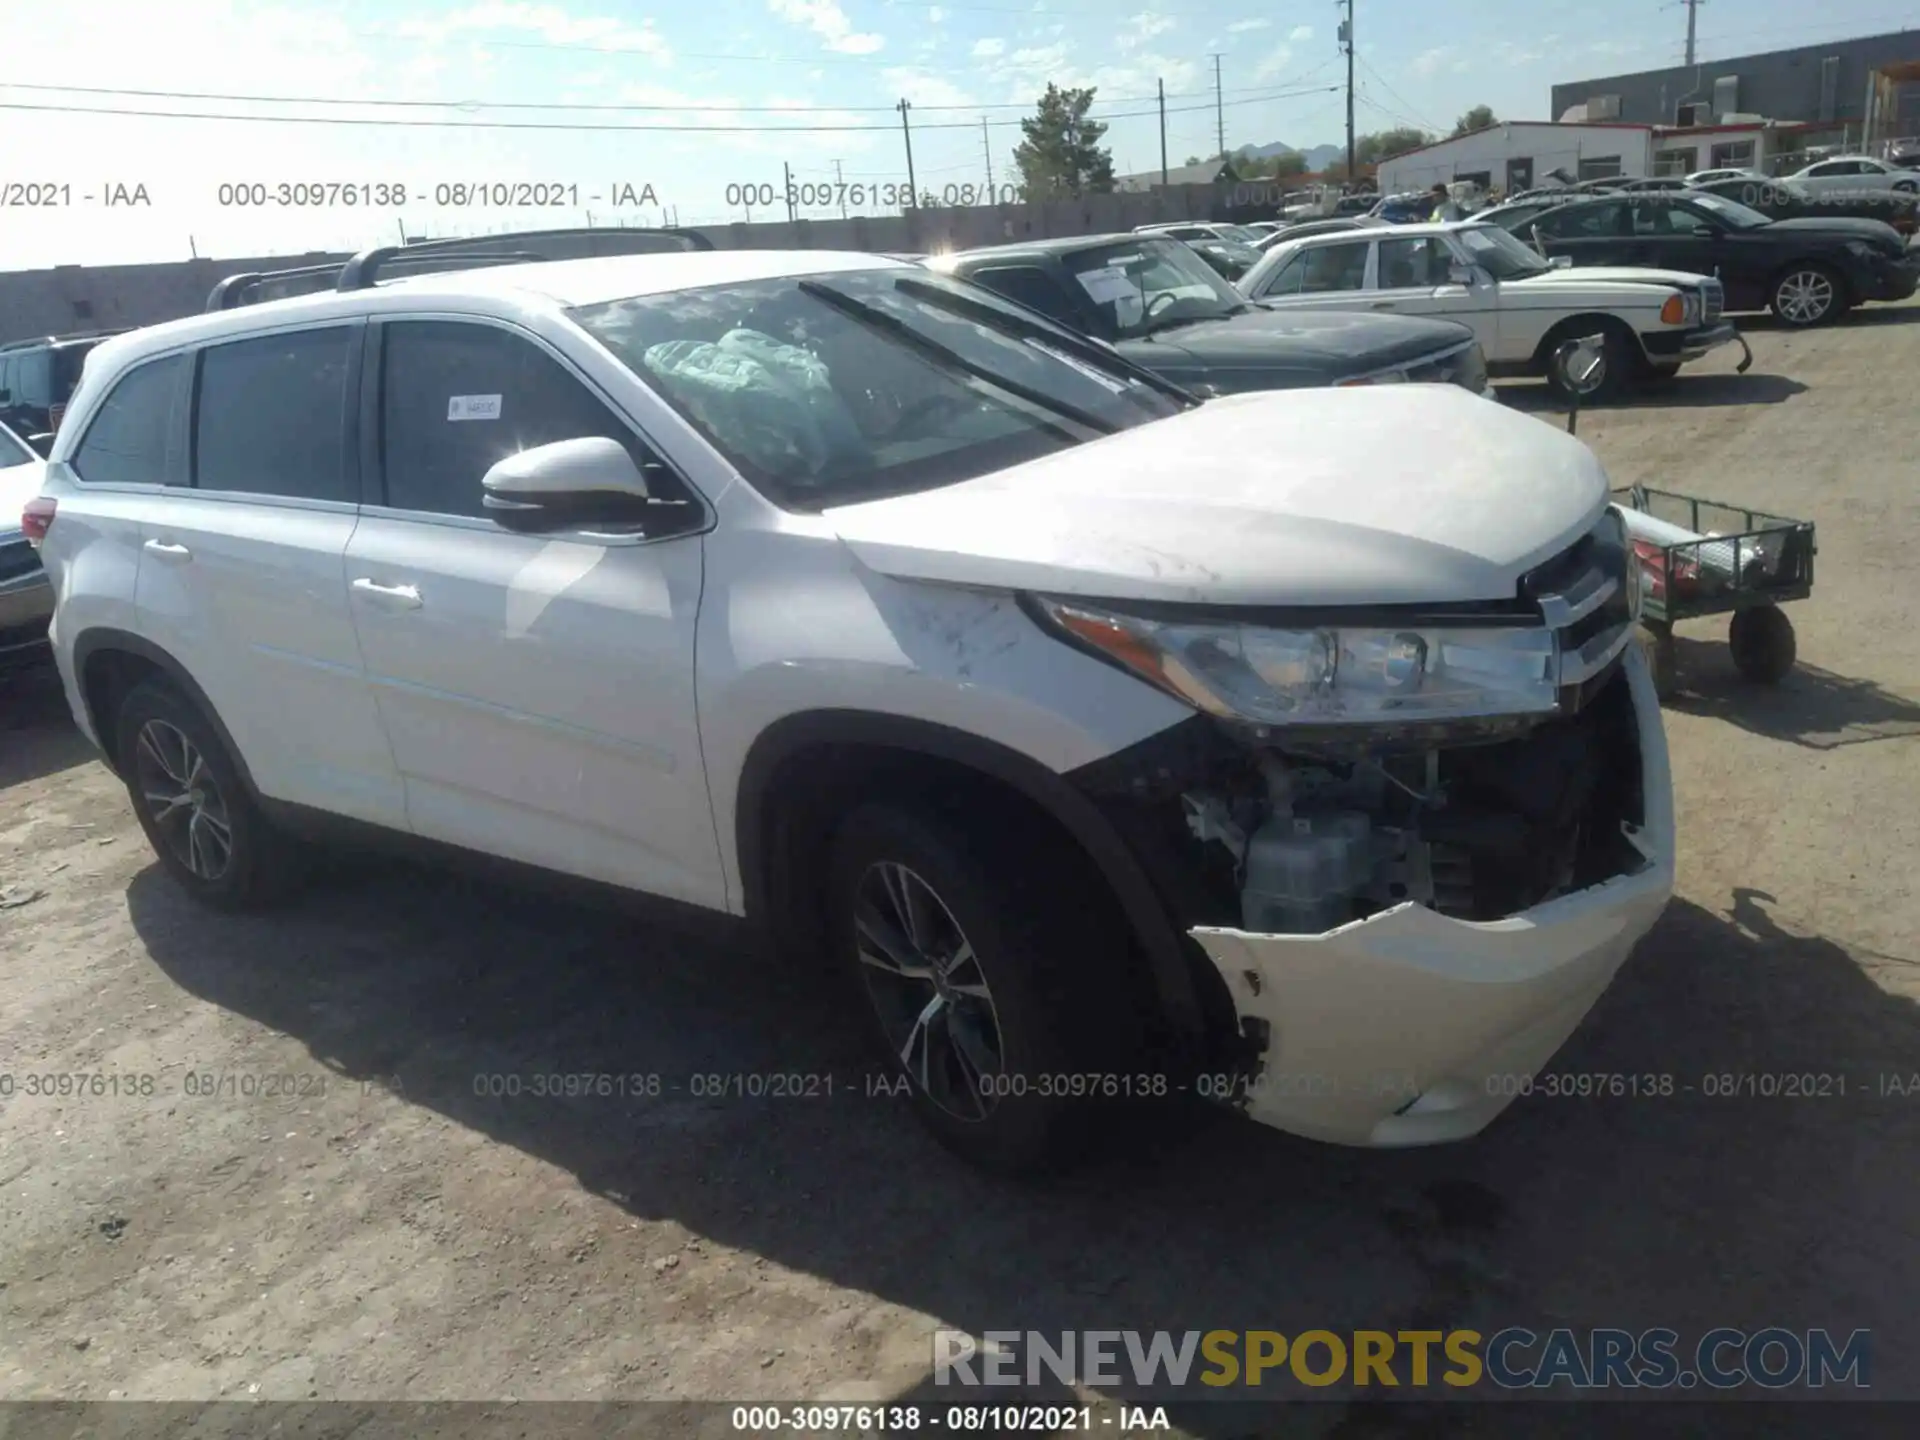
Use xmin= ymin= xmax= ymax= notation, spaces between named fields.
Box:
xmin=1013 ymin=83 xmax=1117 ymax=201
xmin=1451 ymin=105 xmax=1498 ymax=137
xmin=1185 ymin=153 xmax=1202 ymax=165
xmin=1358 ymin=126 xmax=1433 ymax=164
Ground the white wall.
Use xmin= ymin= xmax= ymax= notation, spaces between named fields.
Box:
xmin=1648 ymin=127 xmax=1779 ymax=176
xmin=1378 ymin=124 xmax=1655 ymax=192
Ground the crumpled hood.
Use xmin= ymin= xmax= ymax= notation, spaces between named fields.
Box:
xmin=825 ymin=385 xmax=1608 ymax=608
xmin=1130 ymin=307 xmax=1474 ymax=377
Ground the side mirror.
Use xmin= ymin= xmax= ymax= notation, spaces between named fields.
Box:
xmin=1446 ymin=263 xmax=1477 ymax=285
xmin=481 ymin=437 xmax=653 ymax=533
xmin=1550 ymin=254 xmax=1573 ymax=269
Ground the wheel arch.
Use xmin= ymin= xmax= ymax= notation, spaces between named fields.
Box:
xmin=734 ymin=709 xmax=1208 ymax=1049
xmin=1531 ymin=311 xmax=1647 ymax=370
xmin=69 ymin=628 xmax=258 ymax=794
xmin=1770 ymin=255 xmax=1855 ymax=306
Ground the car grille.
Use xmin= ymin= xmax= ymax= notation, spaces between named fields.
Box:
xmin=1700 ymin=278 xmax=1724 ymax=325
xmin=1518 ymin=512 xmax=1636 ymax=711
xmin=0 ymin=536 xmax=44 ymax=585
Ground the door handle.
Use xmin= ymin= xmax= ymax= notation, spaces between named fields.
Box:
xmin=143 ymin=539 xmax=191 ymax=561
xmin=351 ymin=577 xmax=423 ymax=611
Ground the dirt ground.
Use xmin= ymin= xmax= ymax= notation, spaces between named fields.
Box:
xmin=3 ymin=304 xmax=1918 ymax=1434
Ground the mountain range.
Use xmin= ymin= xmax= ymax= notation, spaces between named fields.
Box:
xmin=1236 ymin=140 xmax=1345 ymax=170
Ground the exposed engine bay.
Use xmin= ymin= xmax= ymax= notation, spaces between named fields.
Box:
xmin=1076 ymin=663 xmax=1648 ymax=934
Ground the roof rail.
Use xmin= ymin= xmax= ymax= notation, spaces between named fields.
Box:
xmin=0 ymin=326 xmax=137 ymax=350
xmin=335 ymin=225 xmax=714 ymax=292
xmin=203 ymin=226 xmax=713 ymax=313
xmin=207 ymin=251 xmax=545 ymax=312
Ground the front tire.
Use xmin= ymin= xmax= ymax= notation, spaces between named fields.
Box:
xmin=1769 ymin=264 xmax=1847 ymax=327
xmin=114 ymin=681 xmax=299 ymax=910
xmin=827 ymin=802 xmax=1141 ymax=1175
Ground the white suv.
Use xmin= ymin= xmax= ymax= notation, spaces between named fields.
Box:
xmin=29 ymin=233 xmax=1675 ymax=1173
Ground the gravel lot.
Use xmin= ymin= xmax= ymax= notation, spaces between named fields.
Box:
xmin=3 ymin=304 xmax=1917 ymax=1432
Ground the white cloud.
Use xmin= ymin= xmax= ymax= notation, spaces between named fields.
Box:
xmin=883 ymin=66 xmax=977 ymax=109
xmin=1252 ymin=45 xmax=1293 ymax=81
xmin=767 ymin=0 xmax=885 ymax=56
xmin=1226 ymin=19 xmax=1268 ymax=34
xmin=1118 ymin=11 xmax=1176 ymax=51
xmin=1410 ymin=45 xmax=1455 ymax=77
xmin=971 ymin=37 xmax=1006 ymax=58
xmin=1288 ymin=24 xmax=1313 ymax=42
xmin=928 ymin=5 xmax=946 ymax=20
xmin=392 ymin=2 xmax=671 ymax=60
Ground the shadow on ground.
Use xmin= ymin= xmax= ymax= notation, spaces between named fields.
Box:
xmin=1497 ymin=371 xmax=1806 ymax=415
xmin=1741 ymin=303 xmax=1920 ymax=333
xmin=122 ymin=839 xmax=1920 ymax=1429
xmin=1663 ymin=635 xmax=1920 ymax=750
xmin=0 ymin=657 xmax=94 ymax=789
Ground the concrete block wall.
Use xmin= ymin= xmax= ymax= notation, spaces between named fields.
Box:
xmin=0 ymin=186 xmax=1229 ymax=345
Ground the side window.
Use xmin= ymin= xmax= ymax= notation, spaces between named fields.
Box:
xmin=1256 ymin=252 xmax=1309 ymax=296
xmin=969 ymin=267 xmax=1081 ymax=327
xmin=1377 ymin=237 xmax=1448 ymax=288
xmin=379 ymin=321 xmax=658 ymax=519
xmin=1300 ymin=241 xmax=1370 ymax=293
xmin=1539 ymin=201 xmax=1626 ymax=238
xmin=195 ymin=327 xmax=354 ymax=501
xmin=16 ymin=351 xmax=53 ymax=409
xmin=70 ymin=354 xmax=191 ymax=488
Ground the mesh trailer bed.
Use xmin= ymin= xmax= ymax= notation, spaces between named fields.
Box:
xmin=1612 ymin=483 xmax=1816 ymax=700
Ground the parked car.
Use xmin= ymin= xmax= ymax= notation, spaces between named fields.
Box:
xmin=1690 ymin=175 xmax=1918 ymax=236
xmin=1781 ymin=154 xmax=1920 ymax=197
xmin=33 ymin=235 xmax=1672 ymax=1172
xmin=931 ymin=234 xmax=1493 ymax=397
xmin=1513 ymin=190 xmax=1920 ymax=327
xmin=1471 ymin=196 xmax=1578 ymax=232
xmin=1182 ymin=235 xmax=1265 ymax=281
xmin=0 ymin=330 xmax=130 ymax=454
xmin=1686 ymin=167 xmax=1767 ymax=186
xmin=1613 ymin=177 xmax=1694 ymax=193
xmin=1132 ymin=221 xmax=1264 ymax=245
xmin=0 ymin=419 xmax=52 ymax=665
xmin=1369 ymin=192 xmax=1439 ymax=224
xmin=1238 ymin=220 xmax=1742 ymax=396
xmin=1255 ymin=217 xmax=1377 ymax=249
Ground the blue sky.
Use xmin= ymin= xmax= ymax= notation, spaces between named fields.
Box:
xmin=1 ymin=0 xmax=1913 ymax=266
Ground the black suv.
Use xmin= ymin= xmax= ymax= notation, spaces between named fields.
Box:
xmin=1512 ymin=191 xmax=1918 ymax=327
xmin=0 ymin=331 xmax=130 ymax=453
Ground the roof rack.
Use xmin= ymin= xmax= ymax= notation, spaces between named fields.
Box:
xmin=203 ymin=225 xmax=714 ymax=313
xmin=0 ymin=326 xmax=136 ymax=350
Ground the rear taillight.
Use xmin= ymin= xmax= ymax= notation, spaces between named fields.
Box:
xmin=21 ymin=495 xmax=56 ymax=546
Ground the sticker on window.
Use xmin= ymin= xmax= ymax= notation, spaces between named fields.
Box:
xmin=1075 ymin=265 xmax=1141 ymax=306
xmin=448 ymin=394 xmax=503 ymax=421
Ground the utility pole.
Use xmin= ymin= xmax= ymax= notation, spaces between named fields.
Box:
xmin=1158 ymin=77 xmax=1168 ymax=184
xmin=1338 ymin=0 xmax=1356 ymax=182
xmin=981 ymin=117 xmax=995 ymax=200
xmin=897 ymin=99 xmax=918 ymax=211
xmin=833 ymin=159 xmax=848 ymax=218
xmin=1212 ymin=54 xmax=1225 ymax=160
xmin=1683 ymin=0 xmax=1701 ymax=66
xmin=783 ymin=161 xmax=797 ymax=223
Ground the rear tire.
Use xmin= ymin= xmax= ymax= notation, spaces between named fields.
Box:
xmin=827 ymin=801 xmax=1145 ymax=1176
xmin=114 ymin=681 xmax=301 ymax=910
xmin=1769 ymin=264 xmax=1847 ymax=328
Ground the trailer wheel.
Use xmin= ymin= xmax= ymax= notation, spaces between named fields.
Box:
xmin=1729 ymin=606 xmax=1796 ymax=685
xmin=1637 ymin=623 xmax=1678 ymax=702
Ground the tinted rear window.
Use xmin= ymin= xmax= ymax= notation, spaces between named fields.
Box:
xmin=194 ymin=328 xmax=355 ymax=501
xmin=71 ymin=354 xmax=191 ymax=487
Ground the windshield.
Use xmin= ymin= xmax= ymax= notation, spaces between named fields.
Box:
xmin=1213 ymin=224 xmax=1260 ymax=243
xmin=0 ymin=423 xmax=35 ymax=468
xmin=1454 ymin=224 xmax=1552 ymax=279
xmin=1059 ymin=237 xmax=1247 ymax=339
xmin=1684 ymin=191 xmax=1772 ymax=229
xmin=570 ymin=267 xmax=1186 ymax=512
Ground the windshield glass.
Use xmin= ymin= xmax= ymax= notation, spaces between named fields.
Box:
xmin=1454 ymin=224 xmax=1552 ymax=279
xmin=1213 ymin=224 xmax=1260 ymax=243
xmin=1058 ymin=237 xmax=1247 ymax=338
xmin=1685 ymin=191 xmax=1772 ymax=228
xmin=571 ymin=267 xmax=1186 ymax=512
xmin=0 ymin=423 xmax=35 ymax=468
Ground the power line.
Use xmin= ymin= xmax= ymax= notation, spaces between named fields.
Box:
xmin=1353 ymin=55 xmax=1434 ymax=133
xmin=0 ymin=77 xmax=1329 ymax=116
xmin=0 ymin=85 xmax=1343 ymax=134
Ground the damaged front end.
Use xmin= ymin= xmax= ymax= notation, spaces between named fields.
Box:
xmin=1048 ymin=508 xmax=1676 ymax=1146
